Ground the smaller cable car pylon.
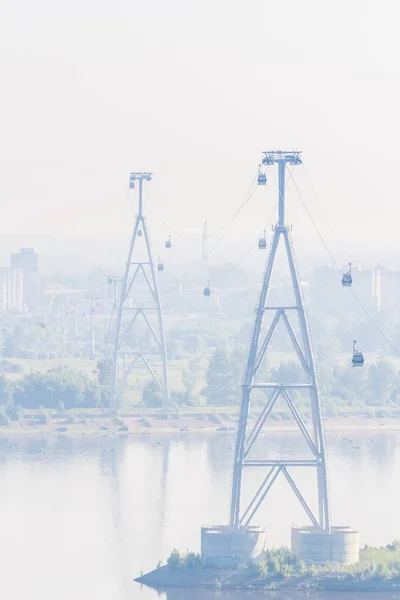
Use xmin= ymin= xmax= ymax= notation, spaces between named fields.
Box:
xmin=108 ymin=172 xmax=170 ymax=413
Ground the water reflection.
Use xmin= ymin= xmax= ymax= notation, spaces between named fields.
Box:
xmin=0 ymin=431 xmax=400 ymax=599
xmin=163 ymin=588 xmax=400 ymax=600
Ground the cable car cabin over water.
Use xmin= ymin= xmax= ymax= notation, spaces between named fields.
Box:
xmin=165 ymin=235 xmax=172 ymax=249
xmin=352 ymin=340 xmax=364 ymax=367
xmin=342 ymin=262 xmax=352 ymax=287
xmin=258 ymin=231 xmax=267 ymax=250
xmin=203 ymin=282 xmax=211 ymax=297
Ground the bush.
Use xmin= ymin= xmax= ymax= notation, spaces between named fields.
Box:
xmin=167 ymin=549 xmax=182 ymax=570
xmin=280 ymin=410 xmax=291 ymax=421
xmin=255 ymin=559 xmax=268 ymax=577
xmin=0 ymin=360 xmax=23 ymax=374
xmin=375 ymin=408 xmax=390 ymax=418
xmin=184 ymin=552 xmax=204 ymax=569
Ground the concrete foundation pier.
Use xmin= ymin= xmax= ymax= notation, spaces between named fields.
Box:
xmin=201 ymin=525 xmax=266 ymax=566
xmin=291 ymin=526 xmax=360 ymax=565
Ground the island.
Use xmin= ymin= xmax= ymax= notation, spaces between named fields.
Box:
xmin=136 ymin=542 xmax=400 ymax=592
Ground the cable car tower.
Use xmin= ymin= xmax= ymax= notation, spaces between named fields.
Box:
xmin=230 ymin=150 xmax=330 ymax=532
xmin=108 ymin=172 xmax=169 ymax=413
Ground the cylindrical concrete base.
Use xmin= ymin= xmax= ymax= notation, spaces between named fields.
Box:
xmin=291 ymin=526 xmax=360 ymax=565
xmin=201 ymin=525 xmax=266 ymax=566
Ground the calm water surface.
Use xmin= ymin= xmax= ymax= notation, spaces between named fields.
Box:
xmin=0 ymin=431 xmax=399 ymax=599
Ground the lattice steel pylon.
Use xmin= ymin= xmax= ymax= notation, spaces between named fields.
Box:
xmin=230 ymin=150 xmax=330 ymax=532
xmin=108 ymin=172 xmax=169 ymax=413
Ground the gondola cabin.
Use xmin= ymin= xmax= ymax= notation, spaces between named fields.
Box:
xmin=257 ymin=173 xmax=267 ymax=186
xmin=165 ymin=235 xmax=172 ymax=249
xmin=258 ymin=232 xmax=267 ymax=250
xmin=352 ymin=340 xmax=364 ymax=367
xmin=342 ymin=273 xmax=352 ymax=286
xmin=342 ymin=262 xmax=352 ymax=287
xmin=203 ymin=283 xmax=211 ymax=297
xmin=157 ymin=259 xmax=164 ymax=272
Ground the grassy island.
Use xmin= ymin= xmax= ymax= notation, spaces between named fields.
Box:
xmin=136 ymin=542 xmax=400 ymax=592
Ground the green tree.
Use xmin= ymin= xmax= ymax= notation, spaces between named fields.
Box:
xmin=203 ymin=348 xmax=244 ymax=406
xmin=182 ymin=358 xmax=203 ymax=403
xmin=142 ymin=380 xmax=163 ymax=408
xmin=13 ymin=366 xmax=101 ymax=409
xmin=367 ymin=360 xmax=397 ymax=405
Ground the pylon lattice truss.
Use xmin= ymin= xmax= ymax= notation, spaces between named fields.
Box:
xmin=108 ymin=172 xmax=169 ymax=413
xmin=230 ymin=150 xmax=330 ymax=532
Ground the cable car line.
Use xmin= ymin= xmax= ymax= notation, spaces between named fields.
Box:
xmin=290 ymin=173 xmax=400 ymax=359
xmin=181 ymin=181 xmax=259 ymax=272
xmin=162 ymin=175 xmax=259 ymax=244
xmin=302 ymin=164 xmax=346 ymax=258
xmin=205 ymin=206 xmax=277 ymax=286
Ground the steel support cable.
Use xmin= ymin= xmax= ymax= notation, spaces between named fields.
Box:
xmin=290 ymin=174 xmax=400 ymax=358
xmin=215 ymin=206 xmax=278 ymax=283
xmin=163 ymin=174 xmax=259 ymax=243
xmin=301 ymin=164 xmax=346 ymax=258
xmin=203 ymin=168 xmax=293 ymax=282
xmin=181 ymin=182 xmax=259 ymax=272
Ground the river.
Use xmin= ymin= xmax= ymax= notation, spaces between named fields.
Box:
xmin=0 ymin=430 xmax=399 ymax=599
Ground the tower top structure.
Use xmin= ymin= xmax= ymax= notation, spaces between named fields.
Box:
xmin=259 ymin=150 xmax=302 ymax=230
xmin=261 ymin=150 xmax=302 ymax=166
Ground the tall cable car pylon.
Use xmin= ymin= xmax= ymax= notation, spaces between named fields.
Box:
xmin=230 ymin=150 xmax=330 ymax=532
xmin=108 ymin=172 xmax=169 ymax=413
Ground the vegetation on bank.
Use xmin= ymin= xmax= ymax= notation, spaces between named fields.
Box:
xmin=0 ymin=359 xmax=110 ymax=424
xmin=157 ymin=542 xmax=400 ymax=589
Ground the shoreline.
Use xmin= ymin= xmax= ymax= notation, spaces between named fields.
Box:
xmin=2 ymin=414 xmax=400 ymax=437
xmin=135 ymin=565 xmax=400 ymax=593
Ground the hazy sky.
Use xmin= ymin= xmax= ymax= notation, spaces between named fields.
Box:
xmin=0 ymin=0 xmax=399 ymax=264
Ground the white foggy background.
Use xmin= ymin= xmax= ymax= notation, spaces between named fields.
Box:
xmin=0 ymin=0 xmax=399 ymax=270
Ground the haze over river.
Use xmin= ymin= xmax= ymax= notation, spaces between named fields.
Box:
xmin=0 ymin=431 xmax=399 ymax=600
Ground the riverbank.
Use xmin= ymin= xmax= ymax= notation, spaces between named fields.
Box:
xmin=2 ymin=409 xmax=400 ymax=436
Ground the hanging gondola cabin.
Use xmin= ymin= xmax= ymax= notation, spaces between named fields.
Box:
xmin=342 ymin=262 xmax=352 ymax=287
xmin=258 ymin=232 xmax=267 ymax=250
xmin=157 ymin=259 xmax=164 ymax=272
xmin=257 ymin=172 xmax=267 ymax=186
xmin=352 ymin=340 xmax=364 ymax=367
xmin=203 ymin=283 xmax=211 ymax=297
xmin=137 ymin=228 xmax=143 ymax=237
xmin=165 ymin=235 xmax=172 ymax=249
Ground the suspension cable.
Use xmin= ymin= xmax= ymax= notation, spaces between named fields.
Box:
xmin=291 ymin=173 xmax=400 ymax=358
xmin=302 ymin=164 xmax=346 ymax=257
xmin=181 ymin=180 xmax=259 ymax=271
xmin=216 ymin=206 xmax=278 ymax=282
xmin=163 ymin=174 xmax=259 ymax=243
